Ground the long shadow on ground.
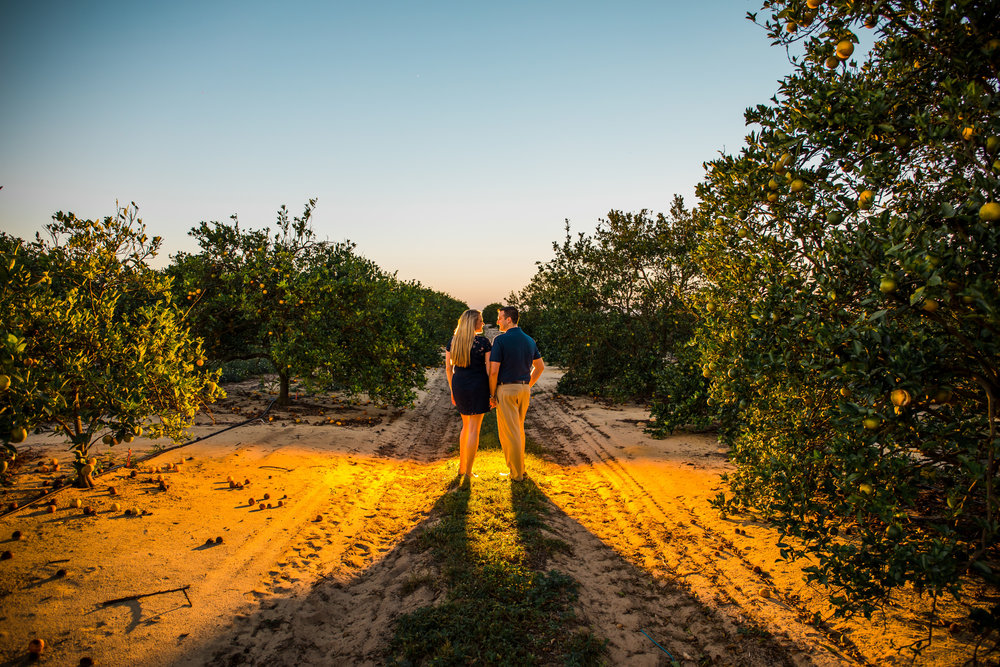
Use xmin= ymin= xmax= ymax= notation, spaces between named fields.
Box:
xmin=186 ymin=455 xmax=800 ymax=667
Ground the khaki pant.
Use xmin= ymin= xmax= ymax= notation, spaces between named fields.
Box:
xmin=496 ymin=384 xmax=530 ymax=480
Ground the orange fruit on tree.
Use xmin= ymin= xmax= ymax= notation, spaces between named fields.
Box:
xmin=790 ymin=179 xmax=806 ymax=193
xmin=836 ymin=40 xmax=855 ymax=59
xmin=980 ymin=202 xmax=1000 ymax=222
xmin=890 ymin=389 xmax=912 ymax=407
xmin=807 ymin=0 xmax=821 ymax=8
xmin=858 ymin=190 xmax=875 ymax=209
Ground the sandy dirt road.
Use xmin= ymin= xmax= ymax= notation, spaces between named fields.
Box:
xmin=0 ymin=370 xmax=981 ymax=666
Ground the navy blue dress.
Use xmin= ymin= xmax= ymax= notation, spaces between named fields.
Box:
xmin=446 ymin=335 xmax=492 ymax=415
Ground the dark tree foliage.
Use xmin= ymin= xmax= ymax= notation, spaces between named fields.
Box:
xmin=511 ymin=197 xmax=701 ymax=402
xmin=683 ymin=0 xmax=1000 ymax=633
xmin=169 ymin=201 xmax=465 ymax=406
xmin=1 ymin=205 xmax=218 ymax=477
xmin=481 ymin=302 xmax=504 ymax=326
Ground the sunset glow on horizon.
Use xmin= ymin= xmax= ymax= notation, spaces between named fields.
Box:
xmin=1 ymin=1 xmax=792 ymax=308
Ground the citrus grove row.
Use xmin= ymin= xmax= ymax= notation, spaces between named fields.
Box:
xmin=0 ymin=200 xmax=465 ymax=482
xmin=2 ymin=0 xmax=998 ymax=641
xmin=509 ymin=0 xmax=1000 ymax=637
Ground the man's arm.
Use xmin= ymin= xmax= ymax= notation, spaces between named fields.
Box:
xmin=529 ymin=357 xmax=544 ymax=388
xmin=488 ymin=361 xmax=500 ymax=407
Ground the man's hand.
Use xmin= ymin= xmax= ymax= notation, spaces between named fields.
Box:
xmin=529 ymin=357 xmax=545 ymax=387
xmin=488 ymin=361 xmax=500 ymax=408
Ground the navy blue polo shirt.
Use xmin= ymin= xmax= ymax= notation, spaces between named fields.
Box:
xmin=491 ymin=327 xmax=541 ymax=384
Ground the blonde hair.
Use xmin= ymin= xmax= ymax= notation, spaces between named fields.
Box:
xmin=450 ymin=309 xmax=481 ymax=368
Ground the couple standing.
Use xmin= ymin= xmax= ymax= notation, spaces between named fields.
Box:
xmin=444 ymin=306 xmax=544 ymax=485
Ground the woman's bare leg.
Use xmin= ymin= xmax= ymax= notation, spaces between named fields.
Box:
xmin=462 ymin=413 xmax=485 ymax=478
xmin=458 ymin=414 xmax=472 ymax=476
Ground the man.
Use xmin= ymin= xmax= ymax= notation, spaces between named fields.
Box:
xmin=488 ymin=306 xmax=544 ymax=481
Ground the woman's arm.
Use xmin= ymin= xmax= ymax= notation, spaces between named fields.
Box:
xmin=445 ymin=349 xmax=456 ymax=406
xmin=484 ymin=350 xmax=494 ymax=410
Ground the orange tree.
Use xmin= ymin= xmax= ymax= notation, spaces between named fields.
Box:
xmin=0 ymin=205 xmax=219 ymax=483
xmin=482 ymin=302 xmax=504 ymax=325
xmin=511 ymin=197 xmax=701 ymax=402
xmin=413 ymin=285 xmax=469 ymax=363
xmin=679 ymin=0 xmax=1000 ymax=625
xmin=169 ymin=201 xmax=464 ymax=407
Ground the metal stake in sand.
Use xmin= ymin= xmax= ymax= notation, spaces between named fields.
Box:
xmin=100 ymin=584 xmax=193 ymax=607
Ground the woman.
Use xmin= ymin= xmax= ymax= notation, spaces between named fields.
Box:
xmin=445 ymin=309 xmax=492 ymax=485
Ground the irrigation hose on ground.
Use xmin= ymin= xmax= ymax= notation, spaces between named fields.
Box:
xmin=0 ymin=399 xmax=277 ymax=521
xmin=641 ymin=628 xmax=677 ymax=662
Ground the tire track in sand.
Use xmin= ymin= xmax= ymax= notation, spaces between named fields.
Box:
xmin=372 ymin=371 xmax=459 ymax=463
xmin=192 ymin=373 xmax=458 ymax=666
xmin=526 ymin=392 xmax=869 ymax=666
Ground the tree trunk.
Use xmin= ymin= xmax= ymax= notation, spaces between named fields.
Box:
xmin=71 ymin=409 xmax=93 ymax=488
xmin=278 ymin=370 xmax=290 ymax=407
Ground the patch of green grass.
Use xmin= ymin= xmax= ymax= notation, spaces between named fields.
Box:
xmin=478 ymin=409 xmax=502 ymax=451
xmin=388 ymin=449 xmax=606 ymax=666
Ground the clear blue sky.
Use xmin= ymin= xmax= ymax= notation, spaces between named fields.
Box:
xmin=1 ymin=1 xmax=793 ymax=309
